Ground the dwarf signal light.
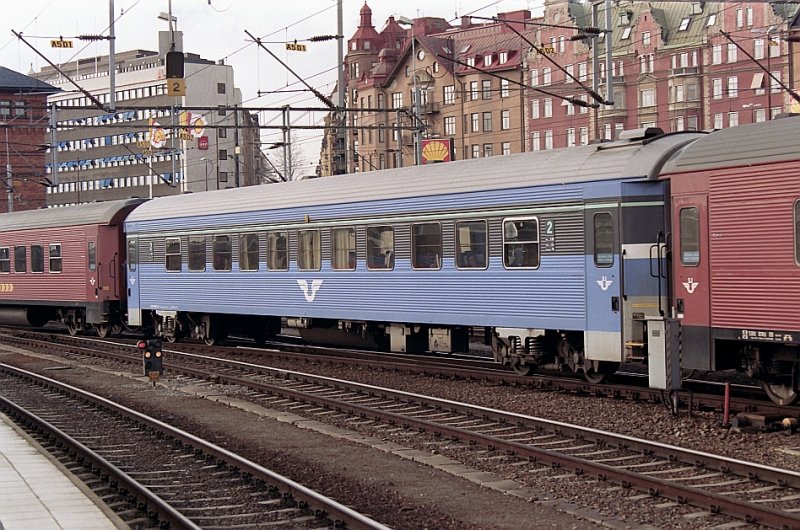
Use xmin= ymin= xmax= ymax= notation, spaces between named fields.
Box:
xmin=142 ymin=338 xmax=164 ymax=384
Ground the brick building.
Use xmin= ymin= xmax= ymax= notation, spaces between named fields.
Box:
xmin=320 ymin=1 xmax=799 ymax=175
xmin=0 ymin=67 xmax=59 ymax=212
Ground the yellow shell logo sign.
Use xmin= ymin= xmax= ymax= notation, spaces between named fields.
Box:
xmin=0 ymin=283 xmax=14 ymax=293
xmin=422 ymin=139 xmax=450 ymax=164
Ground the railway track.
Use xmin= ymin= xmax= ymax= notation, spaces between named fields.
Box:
xmin=1 ymin=327 xmax=796 ymax=419
xmin=0 ymin=363 xmax=390 ymax=530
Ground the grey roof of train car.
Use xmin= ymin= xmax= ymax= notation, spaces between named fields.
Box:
xmin=0 ymin=198 xmax=145 ymax=232
xmin=662 ymin=115 xmax=800 ymax=174
xmin=127 ymin=133 xmax=700 ymax=225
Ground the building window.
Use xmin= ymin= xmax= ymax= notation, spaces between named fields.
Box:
xmin=678 ymin=17 xmax=690 ymax=31
xmin=392 ymin=92 xmax=403 ymax=108
xmin=566 ymin=128 xmax=575 ymax=147
xmin=455 ymin=221 xmax=487 ymax=269
xmin=443 ymin=85 xmax=455 ymax=105
xmin=297 ymin=230 xmax=321 ymax=271
xmin=544 ymin=130 xmax=553 ymax=150
xmin=500 ymin=78 xmax=509 ymax=98
xmin=642 ymin=31 xmax=651 ymax=47
xmin=713 ymin=113 xmax=723 ymax=129
xmin=640 ymin=88 xmax=655 ymax=107
xmin=594 ymin=212 xmax=614 ymax=267
xmin=501 ymin=110 xmax=510 ymax=130
xmin=217 ymin=83 xmax=226 ymax=94
xmin=579 ymin=127 xmax=588 ymax=145
xmin=542 ymin=67 xmax=551 ymax=85
xmin=218 ymin=171 xmax=228 ymax=183
xmin=680 ymin=207 xmax=700 ymax=265
xmin=366 ymin=226 xmax=394 ymax=270
xmin=502 ymin=142 xmax=511 ymax=155
xmin=482 ymin=112 xmax=492 ymax=131
xmin=482 ymin=79 xmax=491 ymax=99
xmin=470 ymin=81 xmax=479 ymax=100
xmin=728 ymin=112 xmax=739 ymax=127
xmin=444 ymin=116 xmax=456 ymax=136
xmin=754 ymin=39 xmax=765 ymax=60
xmin=543 ymin=98 xmax=552 ymax=118
xmin=412 ymin=223 xmax=442 ymax=269
xmin=483 ymin=144 xmax=493 ymax=157
xmin=727 ymin=76 xmax=738 ymax=98
xmin=727 ymin=43 xmax=737 ymax=63
xmin=267 ymin=231 xmax=288 ymax=271
xmin=471 ymin=145 xmax=480 ymax=158
xmin=188 ymin=235 xmax=206 ymax=272
xmin=712 ymin=78 xmax=722 ymax=99
xmin=530 ymin=69 xmax=538 ymax=86
xmin=503 ymin=218 xmax=539 ymax=268
xmin=531 ymin=131 xmax=540 ymax=151
xmin=331 ymin=227 xmax=356 ymax=270
xmin=531 ymin=99 xmax=539 ymax=119
xmin=471 ymin=113 xmax=479 ymax=132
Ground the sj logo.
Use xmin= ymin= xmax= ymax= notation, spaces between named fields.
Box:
xmin=297 ymin=279 xmax=323 ymax=302
xmin=683 ymin=277 xmax=699 ymax=294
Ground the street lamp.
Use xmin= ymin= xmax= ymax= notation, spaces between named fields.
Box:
xmin=396 ymin=16 xmax=422 ymax=166
xmin=200 ymin=157 xmax=212 ymax=191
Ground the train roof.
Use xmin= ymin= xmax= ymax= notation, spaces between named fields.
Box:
xmin=0 ymin=198 xmax=145 ymax=232
xmin=127 ymin=132 xmax=700 ymax=225
xmin=661 ymin=115 xmax=800 ymax=174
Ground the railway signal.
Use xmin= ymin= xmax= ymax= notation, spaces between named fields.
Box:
xmin=139 ymin=339 xmax=164 ymax=384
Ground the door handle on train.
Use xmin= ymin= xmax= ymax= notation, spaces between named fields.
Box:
xmin=611 ymin=296 xmax=620 ymax=312
xmin=676 ymin=298 xmax=684 ymax=314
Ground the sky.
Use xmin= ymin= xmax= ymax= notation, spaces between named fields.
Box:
xmin=0 ymin=0 xmax=541 ymax=176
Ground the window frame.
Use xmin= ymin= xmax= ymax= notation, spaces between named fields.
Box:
xmin=213 ymin=235 xmax=232 ymax=272
xmin=679 ymin=207 xmax=701 ymax=266
xmin=13 ymin=246 xmax=26 ymax=273
xmin=593 ymin=212 xmax=615 ymax=267
xmin=87 ymin=241 xmax=96 ymax=271
xmin=331 ymin=227 xmax=357 ymax=271
xmin=794 ymin=200 xmax=800 ymax=266
xmin=267 ymin=231 xmax=289 ymax=271
xmin=239 ymin=233 xmax=259 ymax=272
xmin=30 ymin=245 xmax=44 ymax=273
xmin=165 ymin=237 xmax=182 ymax=272
xmin=366 ymin=225 xmax=394 ymax=271
xmin=297 ymin=229 xmax=321 ymax=271
xmin=502 ymin=217 xmax=540 ymax=269
xmin=188 ymin=235 xmax=207 ymax=272
xmin=455 ymin=220 xmax=488 ymax=270
xmin=0 ymin=246 xmax=9 ymax=273
xmin=127 ymin=240 xmax=137 ymax=272
xmin=411 ymin=222 xmax=443 ymax=270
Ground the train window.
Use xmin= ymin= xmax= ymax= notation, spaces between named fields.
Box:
xmin=412 ymin=223 xmax=442 ymax=270
xmin=593 ymin=213 xmax=614 ymax=267
xmin=213 ymin=235 xmax=232 ymax=271
xmin=127 ymin=240 xmax=137 ymax=272
xmin=331 ymin=227 xmax=356 ymax=270
xmin=31 ymin=245 xmax=44 ymax=273
xmin=366 ymin=226 xmax=394 ymax=270
xmin=680 ymin=207 xmax=700 ymax=266
xmin=188 ymin=236 xmax=206 ymax=272
xmin=49 ymin=244 xmax=62 ymax=273
xmin=503 ymin=218 xmax=540 ymax=269
xmin=795 ymin=200 xmax=800 ymax=266
xmin=455 ymin=220 xmax=487 ymax=269
xmin=88 ymin=241 xmax=96 ymax=271
xmin=0 ymin=247 xmax=9 ymax=273
xmin=14 ymin=246 xmax=26 ymax=273
xmin=298 ymin=230 xmax=321 ymax=271
xmin=165 ymin=238 xmax=181 ymax=272
xmin=267 ymin=231 xmax=288 ymax=271
xmin=239 ymin=234 xmax=259 ymax=272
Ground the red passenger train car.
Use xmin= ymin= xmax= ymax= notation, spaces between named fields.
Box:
xmin=0 ymin=199 xmax=143 ymax=337
xmin=662 ymin=116 xmax=800 ymax=404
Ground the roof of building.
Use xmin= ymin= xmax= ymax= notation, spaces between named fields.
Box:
xmin=0 ymin=67 xmax=59 ymax=94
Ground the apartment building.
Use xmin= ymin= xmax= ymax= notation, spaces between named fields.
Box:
xmin=321 ymin=1 xmax=799 ymax=175
xmin=33 ymin=31 xmax=266 ymax=207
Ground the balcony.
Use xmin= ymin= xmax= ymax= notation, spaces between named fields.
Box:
xmin=670 ymin=67 xmax=699 ymax=77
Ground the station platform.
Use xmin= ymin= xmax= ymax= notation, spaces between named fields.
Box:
xmin=0 ymin=413 xmax=124 ymax=530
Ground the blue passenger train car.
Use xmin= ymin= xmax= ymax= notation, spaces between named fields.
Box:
xmin=124 ymin=129 xmax=700 ymax=380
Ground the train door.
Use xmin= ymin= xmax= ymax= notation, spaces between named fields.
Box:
xmin=87 ymin=239 xmax=98 ymax=300
xmin=671 ymin=194 xmax=712 ymax=370
xmin=126 ymin=237 xmax=142 ymax=326
xmin=584 ymin=206 xmax=623 ymax=369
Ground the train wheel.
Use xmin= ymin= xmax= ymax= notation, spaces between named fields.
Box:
xmin=510 ymin=357 xmax=535 ymax=376
xmin=203 ymin=336 xmax=216 ymax=346
xmin=583 ymin=361 xmax=619 ymax=384
xmin=66 ymin=321 xmax=79 ymax=336
xmin=95 ymin=323 xmax=110 ymax=338
xmin=762 ymin=382 xmax=800 ymax=406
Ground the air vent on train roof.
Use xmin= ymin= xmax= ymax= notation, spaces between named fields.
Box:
xmin=617 ymin=126 xmax=664 ymax=141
